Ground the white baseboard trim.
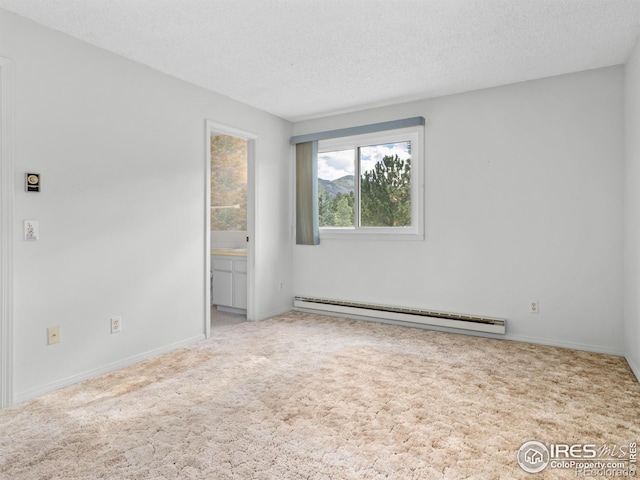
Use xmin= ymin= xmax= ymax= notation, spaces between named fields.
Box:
xmin=293 ymin=306 xmax=626 ymax=357
xmin=256 ymin=305 xmax=294 ymax=322
xmin=504 ymin=333 xmax=625 ymax=357
xmin=216 ymin=305 xmax=247 ymax=315
xmin=13 ymin=334 xmax=205 ymax=405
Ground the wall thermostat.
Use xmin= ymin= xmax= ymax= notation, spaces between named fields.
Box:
xmin=25 ymin=173 xmax=40 ymax=192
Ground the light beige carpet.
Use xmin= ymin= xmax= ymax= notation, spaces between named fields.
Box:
xmin=1 ymin=311 xmax=638 ymax=479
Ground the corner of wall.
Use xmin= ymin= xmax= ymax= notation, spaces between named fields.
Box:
xmin=626 ymin=355 xmax=640 ymax=384
xmin=624 ymin=34 xmax=640 ymax=385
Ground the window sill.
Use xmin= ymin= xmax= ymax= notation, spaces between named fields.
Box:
xmin=319 ymin=228 xmax=424 ymax=241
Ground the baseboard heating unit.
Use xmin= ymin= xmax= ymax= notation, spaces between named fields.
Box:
xmin=293 ymin=296 xmax=506 ymax=335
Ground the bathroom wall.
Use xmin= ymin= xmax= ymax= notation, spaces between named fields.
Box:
xmin=211 ymin=231 xmax=247 ymax=250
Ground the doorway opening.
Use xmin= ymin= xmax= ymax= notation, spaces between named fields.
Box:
xmin=205 ymin=121 xmax=256 ymax=338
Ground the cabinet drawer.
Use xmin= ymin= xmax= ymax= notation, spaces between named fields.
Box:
xmin=234 ymin=261 xmax=247 ymax=273
xmin=212 ymin=258 xmax=233 ymax=272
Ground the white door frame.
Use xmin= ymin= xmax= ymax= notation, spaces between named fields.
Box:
xmin=204 ymin=120 xmax=257 ymax=338
xmin=0 ymin=57 xmax=15 ymax=408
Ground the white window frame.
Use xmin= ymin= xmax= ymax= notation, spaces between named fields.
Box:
xmin=317 ymin=125 xmax=424 ymax=240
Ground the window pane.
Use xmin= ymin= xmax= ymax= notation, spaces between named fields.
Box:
xmin=317 ymin=149 xmax=355 ymax=227
xmin=211 ymin=135 xmax=248 ymax=231
xmin=359 ymin=141 xmax=411 ymax=227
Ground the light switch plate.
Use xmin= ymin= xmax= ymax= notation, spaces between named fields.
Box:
xmin=24 ymin=220 xmax=39 ymax=241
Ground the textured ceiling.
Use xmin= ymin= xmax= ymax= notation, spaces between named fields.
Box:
xmin=1 ymin=0 xmax=640 ymax=121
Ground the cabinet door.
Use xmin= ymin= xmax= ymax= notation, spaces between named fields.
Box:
xmin=234 ymin=271 xmax=247 ymax=309
xmin=212 ymin=259 xmax=233 ymax=307
xmin=233 ymin=260 xmax=247 ymax=309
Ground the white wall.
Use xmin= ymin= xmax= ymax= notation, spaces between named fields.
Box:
xmin=293 ymin=67 xmax=625 ymax=354
xmin=624 ymin=37 xmax=640 ymax=380
xmin=0 ymin=8 xmax=293 ymax=402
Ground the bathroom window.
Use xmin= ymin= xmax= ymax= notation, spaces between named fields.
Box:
xmin=211 ymin=135 xmax=248 ymax=231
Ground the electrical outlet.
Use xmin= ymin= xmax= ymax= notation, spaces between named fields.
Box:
xmin=529 ymin=301 xmax=539 ymax=314
xmin=110 ymin=316 xmax=122 ymax=334
xmin=279 ymin=281 xmax=284 ymax=291
xmin=47 ymin=326 xmax=60 ymax=345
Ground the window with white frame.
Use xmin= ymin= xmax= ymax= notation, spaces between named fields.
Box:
xmin=316 ymin=126 xmax=423 ymax=239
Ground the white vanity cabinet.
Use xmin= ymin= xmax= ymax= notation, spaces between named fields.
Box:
xmin=211 ymin=254 xmax=247 ymax=311
xmin=233 ymin=259 xmax=247 ymax=309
